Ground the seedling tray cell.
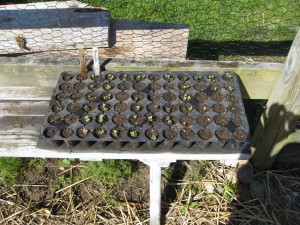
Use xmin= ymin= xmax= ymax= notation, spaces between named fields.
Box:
xmin=39 ymin=71 xmax=250 ymax=153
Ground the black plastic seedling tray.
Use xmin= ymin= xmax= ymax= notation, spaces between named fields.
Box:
xmin=39 ymin=71 xmax=250 ymax=154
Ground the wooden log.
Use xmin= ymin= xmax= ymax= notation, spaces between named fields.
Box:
xmin=251 ymin=28 xmax=300 ymax=170
xmin=0 ymin=1 xmax=109 ymax=54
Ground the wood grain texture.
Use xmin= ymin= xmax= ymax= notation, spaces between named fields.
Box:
xmin=251 ymin=29 xmax=300 ymax=170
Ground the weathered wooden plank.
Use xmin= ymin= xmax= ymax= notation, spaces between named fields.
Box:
xmin=0 ymin=1 xmax=109 ymax=54
xmin=0 ymin=115 xmax=43 ymax=135
xmin=0 ymin=100 xmax=49 ymax=116
xmin=251 ymin=28 xmax=300 ymax=170
xmin=0 ymin=59 xmax=283 ymax=100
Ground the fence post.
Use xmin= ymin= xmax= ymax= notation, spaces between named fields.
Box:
xmin=251 ymin=28 xmax=300 ymax=170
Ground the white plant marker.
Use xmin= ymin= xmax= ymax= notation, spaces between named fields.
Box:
xmin=150 ymin=161 xmax=162 ymax=225
xmin=92 ymin=47 xmax=100 ymax=75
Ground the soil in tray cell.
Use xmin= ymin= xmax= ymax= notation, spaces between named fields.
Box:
xmin=94 ymin=127 xmax=107 ymax=138
xmin=73 ymin=82 xmax=86 ymax=91
xmin=133 ymin=82 xmax=146 ymax=91
xmin=59 ymin=83 xmax=74 ymax=92
xmin=76 ymin=74 xmax=88 ymax=81
xmin=195 ymin=93 xmax=208 ymax=103
xmin=148 ymin=93 xmax=161 ymax=101
xmin=63 ymin=114 xmax=78 ymax=125
xmin=180 ymin=115 xmax=194 ymax=126
xmin=79 ymin=114 xmax=93 ymax=125
xmin=114 ymin=102 xmax=128 ymax=113
xmin=163 ymin=128 xmax=177 ymax=140
xmin=211 ymin=93 xmax=224 ymax=102
xmin=119 ymin=73 xmax=132 ymax=81
xmin=198 ymin=128 xmax=212 ymax=140
xmin=129 ymin=114 xmax=144 ymax=126
xmin=222 ymin=72 xmax=234 ymax=82
xmin=61 ymin=128 xmax=74 ymax=138
xmin=56 ymin=93 xmax=68 ymax=102
xmin=163 ymin=92 xmax=176 ymax=101
xmin=163 ymin=83 xmax=175 ymax=91
xmin=178 ymin=74 xmax=190 ymax=81
xmin=116 ymin=92 xmax=130 ymax=102
xmin=70 ymin=92 xmax=83 ymax=101
xmin=179 ymin=83 xmax=191 ymax=91
xmin=48 ymin=114 xmax=61 ymax=125
xmin=118 ymin=81 xmax=131 ymax=91
xmin=132 ymin=92 xmax=146 ymax=102
xmin=197 ymin=115 xmax=212 ymax=127
xmin=145 ymin=128 xmax=159 ymax=140
xmin=105 ymin=73 xmax=117 ymax=81
xmin=62 ymin=73 xmax=74 ymax=81
xmin=103 ymin=82 xmax=115 ymax=91
xmin=163 ymin=73 xmax=175 ymax=82
xmin=86 ymin=92 xmax=98 ymax=101
xmin=228 ymin=104 xmax=241 ymax=114
xmin=215 ymin=128 xmax=230 ymax=140
xmin=231 ymin=116 xmax=244 ymax=127
xmin=87 ymin=82 xmax=101 ymax=91
xmin=149 ymin=83 xmax=161 ymax=91
xmin=67 ymin=102 xmax=80 ymax=113
xmin=193 ymin=74 xmax=206 ymax=83
xmin=134 ymin=74 xmax=146 ymax=82
xmin=101 ymin=93 xmax=114 ymax=102
xmin=196 ymin=104 xmax=209 ymax=114
xmin=209 ymin=84 xmax=221 ymax=92
xmin=112 ymin=115 xmax=127 ymax=126
xmin=214 ymin=115 xmax=229 ymax=126
xmin=180 ymin=128 xmax=195 ymax=140
xmin=82 ymin=103 xmax=96 ymax=112
xmin=52 ymin=104 xmax=64 ymax=113
xmin=92 ymin=75 xmax=103 ymax=83
xmin=180 ymin=104 xmax=194 ymax=113
xmin=44 ymin=127 xmax=59 ymax=138
xmin=212 ymin=103 xmax=226 ymax=114
xmin=226 ymin=94 xmax=238 ymax=103
xmin=194 ymin=84 xmax=207 ymax=92
xmin=147 ymin=103 xmax=160 ymax=113
xmin=233 ymin=129 xmax=247 ymax=141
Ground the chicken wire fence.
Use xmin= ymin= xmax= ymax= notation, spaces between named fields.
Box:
xmin=1 ymin=0 xmax=300 ymax=61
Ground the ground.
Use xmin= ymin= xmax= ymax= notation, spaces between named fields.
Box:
xmin=1 ymin=159 xmax=300 ymax=224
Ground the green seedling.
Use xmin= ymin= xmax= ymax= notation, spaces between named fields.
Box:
xmin=134 ymin=74 xmax=146 ymax=81
xmin=96 ymin=128 xmax=106 ymax=136
xmin=181 ymin=93 xmax=192 ymax=102
xmin=103 ymin=83 xmax=113 ymax=90
xmin=111 ymin=129 xmax=120 ymax=138
xmin=149 ymin=135 xmax=157 ymax=140
xmin=180 ymin=84 xmax=190 ymax=90
xmin=187 ymin=105 xmax=193 ymax=112
xmin=120 ymin=73 xmax=129 ymax=81
xmin=134 ymin=105 xmax=142 ymax=111
xmin=96 ymin=114 xmax=107 ymax=124
xmin=165 ymin=116 xmax=173 ymax=125
xmin=147 ymin=115 xmax=154 ymax=123
xmin=129 ymin=130 xmax=139 ymax=139
xmin=82 ymin=115 xmax=92 ymax=124
xmin=207 ymin=75 xmax=216 ymax=82
xmin=90 ymin=74 xmax=95 ymax=80
xmin=227 ymin=86 xmax=235 ymax=91
xmin=106 ymin=74 xmax=116 ymax=81
xmin=102 ymin=93 xmax=113 ymax=101
xmin=211 ymin=86 xmax=218 ymax=91
xmin=82 ymin=104 xmax=91 ymax=112
xmin=163 ymin=74 xmax=174 ymax=81
xmin=193 ymin=75 xmax=202 ymax=81
xmin=89 ymin=83 xmax=96 ymax=90
xmin=99 ymin=103 xmax=110 ymax=112
xmin=81 ymin=127 xmax=89 ymax=135
xmin=225 ymin=73 xmax=233 ymax=79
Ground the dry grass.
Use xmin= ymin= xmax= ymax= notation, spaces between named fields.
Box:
xmin=0 ymin=161 xmax=299 ymax=224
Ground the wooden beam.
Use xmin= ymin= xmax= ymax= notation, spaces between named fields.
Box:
xmin=251 ymin=28 xmax=300 ymax=170
xmin=0 ymin=59 xmax=283 ymax=100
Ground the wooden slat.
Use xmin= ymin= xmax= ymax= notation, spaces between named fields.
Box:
xmin=0 ymin=100 xmax=49 ymax=116
xmin=0 ymin=116 xmax=43 ymax=135
xmin=0 ymin=60 xmax=283 ymax=100
xmin=251 ymin=28 xmax=300 ymax=170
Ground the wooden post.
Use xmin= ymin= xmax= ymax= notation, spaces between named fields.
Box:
xmin=79 ymin=49 xmax=87 ymax=79
xmin=251 ymin=28 xmax=300 ymax=170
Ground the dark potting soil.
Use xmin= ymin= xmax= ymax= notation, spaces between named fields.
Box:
xmin=180 ymin=104 xmax=194 ymax=113
xmin=194 ymin=84 xmax=207 ymax=91
xmin=148 ymin=74 xmax=161 ymax=81
xmin=44 ymin=127 xmax=58 ymax=138
xmin=52 ymin=104 xmax=64 ymax=113
xmin=211 ymin=93 xmax=224 ymax=102
xmin=67 ymin=102 xmax=80 ymax=113
xmin=59 ymin=83 xmax=74 ymax=92
xmin=163 ymin=104 xmax=177 ymax=113
xmin=115 ymin=92 xmax=130 ymax=101
xmin=195 ymin=93 xmax=208 ymax=102
xmin=85 ymin=92 xmax=98 ymax=101
xmin=149 ymin=83 xmax=161 ymax=91
xmin=114 ymin=102 xmax=128 ymax=112
xmin=129 ymin=114 xmax=144 ymax=126
xmin=163 ymin=83 xmax=175 ymax=91
xmin=132 ymin=92 xmax=145 ymax=102
xmin=233 ymin=129 xmax=247 ymax=140
xmin=147 ymin=103 xmax=160 ymax=113
xmin=214 ymin=115 xmax=229 ymax=126
xmin=77 ymin=127 xmax=90 ymax=138
xmin=178 ymin=74 xmax=189 ymax=81
xmin=163 ymin=128 xmax=177 ymax=140
xmin=212 ymin=104 xmax=226 ymax=114
xmin=216 ymin=129 xmax=229 ymax=140
xmin=180 ymin=128 xmax=195 ymax=140
xmin=179 ymin=83 xmax=191 ymax=91
xmin=197 ymin=115 xmax=212 ymax=127
xmin=228 ymin=104 xmax=241 ymax=114
xmin=196 ymin=104 xmax=209 ymax=114
xmin=180 ymin=115 xmax=194 ymax=126
xmin=62 ymin=73 xmax=74 ymax=81
xmin=112 ymin=115 xmax=127 ymax=126
xmin=63 ymin=114 xmax=78 ymax=125
xmin=118 ymin=82 xmax=130 ymax=91
xmin=48 ymin=114 xmax=61 ymax=124
xmin=55 ymin=93 xmax=67 ymax=102
xmin=231 ymin=116 xmax=244 ymax=127
xmin=148 ymin=93 xmax=161 ymax=101
xmin=131 ymin=103 xmax=144 ymax=113
xmin=73 ymin=82 xmax=86 ymax=91
xmin=198 ymin=128 xmax=212 ymax=140
xmin=61 ymin=128 xmax=74 ymax=138
xmin=227 ymin=94 xmax=237 ymax=103
xmin=70 ymin=92 xmax=83 ymax=101
xmin=145 ymin=128 xmax=159 ymax=140
xmin=133 ymin=82 xmax=146 ymax=91
xmin=163 ymin=92 xmax=177 ymax=101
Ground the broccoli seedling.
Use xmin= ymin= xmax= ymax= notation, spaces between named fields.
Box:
xmin=193 ymin=75 xmax=202 ymax=81
xmin=187 ymin=105 xmax=193 ymax=112
xmin=103 ymin=83 xmax=113 ymax=90
xmin=81 ymin=127 xmax=89 ymax=135
xmin=225 ymin=73 xmax=233 ymax=79
xmin=96 ymin=114 xmax=107 ymax=124
xmin=111 ymin=129 xmax=120 ymax=138
xmin=149 ymin=135 xmax=157 ymax=140
xmin=98 ymin=128 xmax=106 ymax=135
xmin=134 ymin=74 xmax=146 ymax=81
xmin=180 ymin=84 xmax=190 ymax=90
xmin=99 ymin=103 xmax=110 ymax=112
xmin=165 ymin=116 xmax=173 ymax=125
xmin=147 ymin=115 xmax=154 ymax=123
xmin=207 ymin=75 xmax=216 ymax=82
xmin=227 ymin=86 xmax=235 ymax=91
xmin=102 ymin=93 xmax=113 ymax=101
xmin=82 ymin=115 xmax=92 ymax=124
xmin=181 ymin=94 xmax=192 ymax=102
xmin=134 ymin=105 xmax=142 ymax=111
xmin=129 ymin=130 xmax=139 ymax=139
xmin=211 ymin=86 xmax=219 ymax=91
xmin=106 ymin=74 xmax=116 ymax=81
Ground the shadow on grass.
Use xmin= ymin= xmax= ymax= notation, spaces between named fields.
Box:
xmin=187 ymin=40 xmax=292 ymax=60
